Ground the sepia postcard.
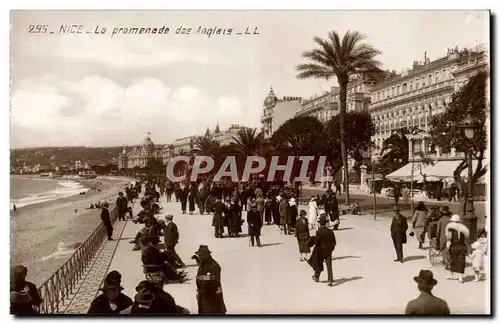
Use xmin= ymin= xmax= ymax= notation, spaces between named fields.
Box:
xmin=9 ymin=10 xmax=490 ymax=315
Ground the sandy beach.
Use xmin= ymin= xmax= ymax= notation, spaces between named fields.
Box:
xmin=10 ymin=176 xmax=133 ymax=286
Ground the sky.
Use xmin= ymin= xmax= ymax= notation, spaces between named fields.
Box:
xmin=10 ymin=10 xmax=489 ymax=148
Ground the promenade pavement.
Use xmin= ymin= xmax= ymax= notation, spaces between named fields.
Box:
xmin=107 ymin=196 xmax=489 ymax=315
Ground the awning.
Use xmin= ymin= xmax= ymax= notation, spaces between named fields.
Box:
xmin=386 ymin=160 xmax=485 ymax=181
xmin=422 ymin=160 xmax=463 ymax=178
xmin=385 ymin=162 xmax=423 ymax=181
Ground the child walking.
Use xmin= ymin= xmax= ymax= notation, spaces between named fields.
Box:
xmin=470 ymin=241 xmax=485 ymax=282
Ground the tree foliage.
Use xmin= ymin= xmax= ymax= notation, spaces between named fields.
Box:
xmin=191 ymin=136 xmax=221 ymax=157
xmin=230 ymin=128 xmax=264 ymax=156
xmin=428 ymin=71 xmax=488 ymax=184
xmin=271 ymin=116 xmax=327 ymax=156
xmin=296 ymin=30 xmax=384 ymax=204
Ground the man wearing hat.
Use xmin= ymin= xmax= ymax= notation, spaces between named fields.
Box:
xmin=212 ymin=195 xmax=227 ymax=238
xmin=10 ymin=265 xmax=42 ymax=314
xmin=88 ymin=270 xmax=133 ymax=314
xmin=390 ymin=205 xmax=408 ymax=263
xmin=164 ymin=214 xmax=185 ymax=268
xmin=100 ymin=201 xmax=113 ymax=240
xmin=405 ymin=270 xmax=450 ymax=315
xmin=195 ymin=245 xmax=227 ymax=314
xmin=116 ymin=191 xmax=129 ymax=221
xmin=247 ymin=200 xmax=263 ymax=247
xmin=311 ymin=215 xmax=337 ymax=286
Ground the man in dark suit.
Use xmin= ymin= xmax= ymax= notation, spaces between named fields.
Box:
xmin=405 ymin=270 xmax=450 ymax=315
xmin=390 ymin=205 xmax=408 ymax=263
xmin=164 ymin=214 xmax=185 ymax=268
xmin=313 ymin=215 xmax=337 ymax=286
xmin=116 ymin=192 xmax=128 ymax=221
xmin=100 ymin=202 xmax=113 ymax=240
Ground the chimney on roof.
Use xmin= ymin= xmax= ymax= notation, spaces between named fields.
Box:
xmin=424 ymin=51 xmax=427 ymax=65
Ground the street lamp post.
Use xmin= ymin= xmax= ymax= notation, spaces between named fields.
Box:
xmin=459 ymin=105 xmax=480 ymax=248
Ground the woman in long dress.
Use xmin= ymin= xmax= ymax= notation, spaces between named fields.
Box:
xmin=308 ymin=197 xmax=319 ymax=232
xmin=411 ymin=201 xmax=428 ymax=249
xmin=288 ymin=197 xmax=298 ymax=234
xmin=445 ymin=214 xmax=470 ymax=283
xmin=295 ymin=210 xmax=310 ymax=261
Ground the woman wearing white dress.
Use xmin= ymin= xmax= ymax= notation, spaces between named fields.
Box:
xmin=308 ymin=197 xmax=319 ymax=231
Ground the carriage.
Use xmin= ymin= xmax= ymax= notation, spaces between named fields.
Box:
xmin=427 ymin=220 xmax=445 ymax=267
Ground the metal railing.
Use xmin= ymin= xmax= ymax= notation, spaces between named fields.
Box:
xmin=37 ymin=205 xmax=120 ymax=314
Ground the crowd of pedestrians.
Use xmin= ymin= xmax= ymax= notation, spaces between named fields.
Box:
xmin=10 ymin=176 xmax=488 ymax=315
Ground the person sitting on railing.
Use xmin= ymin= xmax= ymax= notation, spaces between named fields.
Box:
xmin=88 ymin=271 xmax=133 ymax=314
xmin=131 ymin=217 xmax=160 ymax=251
xmin=10 ymin=265 xmax=42 ymax=314
xmin=140 ymin=236 xmax=188 ymax=284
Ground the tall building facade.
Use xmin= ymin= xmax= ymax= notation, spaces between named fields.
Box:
xmin=369 ymin=44 xmax=488 ymax=163
xmin=295 ymin=75 xmax=375 ymax=122
xmin=295 ymin=87 xmax=340 ymax=122
xmin=261 ymin=87 xmax=303 ymax=139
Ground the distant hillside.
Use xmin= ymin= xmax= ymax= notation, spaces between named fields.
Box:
xmin=10 ymin=146 xmax=125 ymax=168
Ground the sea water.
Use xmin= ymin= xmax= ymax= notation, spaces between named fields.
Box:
xmin=10 ymin=176 xmax=89 ymax=209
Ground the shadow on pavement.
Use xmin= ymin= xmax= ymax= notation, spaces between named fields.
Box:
xmin=331 ymin=276 xmax=363 ymax=286
xmin=334 ymin=227 xmax=354 ymax=231
xmin=403 ymin=255 xmax=426 ymax=262
xmin=332 ymin=255 xmax=361 ymax=261
xmin=259 ymin=243 xmax=283 ymax=248
xmin=462 ymin=275 xmax=477 ymax=283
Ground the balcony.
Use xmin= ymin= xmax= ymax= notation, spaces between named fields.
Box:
xmin=370 ymin=79 xmax=454 ymax=110
xmin=348 ymin=92 xmax=371 ymax=101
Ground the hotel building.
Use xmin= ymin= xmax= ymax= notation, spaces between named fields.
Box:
xmin=118 ymin=135 xmax=164 ymax=169
xmin=295 ymin=75 xmax=375 ymax=122
xmin=171 ymin=124 xmax=252 ymax=155
xmin=261 ymin=87 xmax=303 ymax=139
xmin=370 ymin=44 xmax=488 ymax=165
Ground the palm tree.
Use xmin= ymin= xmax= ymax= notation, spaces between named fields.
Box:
xmin=379 ymin=129 xmax=410 ymax=165
xmin=176 ymin=149 xmax=190 ymax=156
xmin=296 ymin=30 xmax=383 ymax=205
xmin=191 ymin=136 xmax=221 ymax=157
xmin=230 ymin=128 xmax=264 ymax=156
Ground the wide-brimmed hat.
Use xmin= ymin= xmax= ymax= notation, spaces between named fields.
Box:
xmin=413 ymin=270 xmax=437 ymax=286
xmin=392 ymin=205 xmax=400 ymax=212
xmin=299 ymin=210 xmax=307 ymax=216
xmin=165 ymin=214 xmax=174 ymax=220
xmin=440 ymin=206 xmax=452 ymax=216
xmin=100 ymin=281 xmax=123 ymax=292
xmin=450 ymin=214 xmax=461 ymax=223
xmin=102 ymin=201 xmax=109 ymax=208
xmin=195 ymin=245 xmax=211 ymax=256
xmin=105 ymin=270 xmax=122 ymax=285
xmin=134 ymin=288 xmax=156 ymax=307
xmin=310 ymin=197 xmax=316 ymax=201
